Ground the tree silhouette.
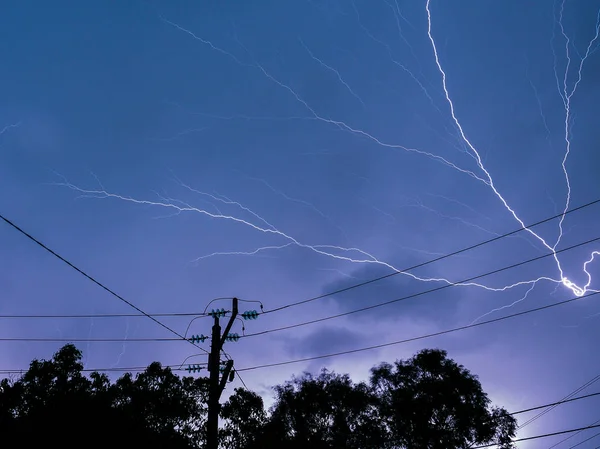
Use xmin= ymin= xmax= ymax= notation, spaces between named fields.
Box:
xmin=220 ymin=387 xmax=267 ymax=449
xmin=0 ymin=344 xmax=202 ymax=448
xmin=253 ymin=369 xmax=386 ymax=449
xmin=0 ymin=345 xmax=516 ymax=449
xmin=370 ymin=349 xmax=516 ymax=448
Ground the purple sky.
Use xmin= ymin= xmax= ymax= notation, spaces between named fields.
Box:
xmin=2 ymin=1 xmax=600 ymax=447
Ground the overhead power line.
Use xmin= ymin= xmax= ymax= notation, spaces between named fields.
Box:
xmin=0 ymin=337 xmax=185 ymax=342
xmin=263 ymin=197 xmax=600 ymax=314
xmin=0 ymin=212 xmax=209 ymax=354
xmin=236 ymin=289 xmax=599 ymax=372
xmin=0 ymin=212 xmax=249 ymax=388
xmin=2 ymin=234 xmax=597 ymax=344
xmin=517 ymin=375 xmax=600 ymax=438
xmin=2 ymin=198 xmax=598 ymax=322
xmin=240 ymin=234 xmax=600 ymax=340
xmin=0 ymin=312 xmax=213 ymax=319
xmin=551 ymin=417 xmax=600 ymax=449
xmin=565 ymin=428 xmax=600 ymax=449
xmin=512 ymin=390 xmax=600 ymax=416
xmin=0 ymin=300 xmax=260 ymax=320
xmin=471 ymin=423 xmax=600 ymax=448
xmin=519 ymin=373 xmax=600 ymax=429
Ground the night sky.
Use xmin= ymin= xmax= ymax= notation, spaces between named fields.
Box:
xmin=1 ymin=0 xmax=600 ymax=447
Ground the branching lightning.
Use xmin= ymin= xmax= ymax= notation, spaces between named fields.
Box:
xmin=0 ymin=122 xmax=20 ymax=137
xmin=299 ymin=38 xmax=365 ymax=107
xmin=56 ymin=0 xmax=600 ymax=324
xmin=425 ymin=0 xmax=600 ymax=299
xmin=554 ymin=3 xmax=600 ymax=249
xmin=470 ymin=283 xmax=538 ymax=326
xmin=53 ymin=177 xmax=562 ymax=295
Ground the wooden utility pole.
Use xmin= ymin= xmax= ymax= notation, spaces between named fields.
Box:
xmin=206 ymin=297 xmax=238 ymax=449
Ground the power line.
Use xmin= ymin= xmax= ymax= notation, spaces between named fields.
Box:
xmin=239 ymin=234 xmax=600 ymax=340
xmin=552 ymin=417 xmax=600 ymax=449
xmin=0 ymin=213 xmax=249 ymax=387
xmin=471 ymin=423 xmax=600 ymax=448
xmin=566 ymin=429 xmax=600 ymax=449
xmin=516 ymin=379 xmax=600 ymax=444
xmin=236 ymin=289 xmax=599 ymax=372
xmin=0 ymin=312 xmax=213 ymax=319
xmin=1 ymin=202 xmax=596 ymax=329
xmin=3 ymin=233 xmax=596 ymax=345
xmin=0 ymin=301 xmax=258 ymax=320
xmin=263 ymin=197 xmax=600 ymax=315
xmin=0 ymin=212 xmax=209 ymax=354
xmin=0 ymin=337 xmax=186 ymax=342
xmin=512 ymin=391 xmax=600 ymax=415
xmin=4 ymin=258 xmax=593 ymax=363
xmin=520 ymin=373 xmax=600 ymax=429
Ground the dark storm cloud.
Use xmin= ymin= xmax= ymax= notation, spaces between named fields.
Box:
xmin=319 ymin=257 xmax=472 ymax=327
xmin=282 ymin=326 xmax=366 ymax=358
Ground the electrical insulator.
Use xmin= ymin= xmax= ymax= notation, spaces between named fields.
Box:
xmin=186 ymin=364 xmax=204 ymax=373
xmin=225 ymin=333 xmax=240 ymax=342
xmin=188 ymin=334 xmax=208 ymax=344
xmin=241 ymin=310 xmax=259 ymax=320
xmin=208 ymin=308 xmax=227 ymax=318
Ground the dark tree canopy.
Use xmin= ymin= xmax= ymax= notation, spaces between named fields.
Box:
xmin=0 ymin=344 xmax=206 ymax=448
xmin=370 ymin=349 xmax=516 ymax=449
xmin=0 ymin=345 xmax=516 ymax=449
xmin=259 ymin=369 xmax=386 ymax=449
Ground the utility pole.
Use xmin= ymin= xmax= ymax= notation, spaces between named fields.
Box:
xmin=206 ymin=297 xmax=238 ymax=449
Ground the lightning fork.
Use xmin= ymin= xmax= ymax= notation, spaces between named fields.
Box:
xmin=350 ymin=0 xmax=439 ymax=110
xmin=554 ymin=4 xmax=600 ymax=249
xmin=236 ymin=172 xmax=349 ymax=240
xmin=160 ymin=14 xmax=493 ymax=185
xmin=524 ymin=53 xmax=553 ymax=146
xmin=426 ymin=0 xmax=599 ymax=298
xmin=56 ymin=175 xmax=558 ymax=294
xmin=470 ymin=283 xmax=537 ymax=325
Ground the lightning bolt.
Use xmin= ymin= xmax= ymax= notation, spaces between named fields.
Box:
xmin=350 ymin=0 xmax=440 ymax=111
xmin=554 ymin=2 xmax=600 ymax=249
xmin=152 ymin=127 xmax=208 ymax=142
xmin=398 ymin=195 xmax=543 ymax=252
xmin=524 ymin=53 xmax=553 ymax=146
xmin=190 ymin=244 xmax=294 ymax=264
xmin=110 ymin=318 xmax=131 ymax=369
xmin=317 ymin=268 xmax=361 ymax=280
xmin=243 ymin=175 xmax=352 ymax=241
xmin=423 ymin=193 xmax=494 ymax=224
xmin=425 ymin=0 xmax=600 ymax=299
xmin=54 ymin=176 xmax=562 ymax=295
xmin=470 ymin=283 xmax=538 ymax=326
xmin=368 ymin=202 xmax=397 ymax=224
xmin=299 ymin=38 xmax=365 ymax=107
xmin=0 ymin=122 xmax=20 ymax=137
xmin=55 ymin=1 xmax=600 ymax=325
xmin=249 ymin=176 xmax=326 ymax=215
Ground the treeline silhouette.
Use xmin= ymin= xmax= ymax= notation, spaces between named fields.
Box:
xmin=0 ymin=344 xmax=516 ymax=448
